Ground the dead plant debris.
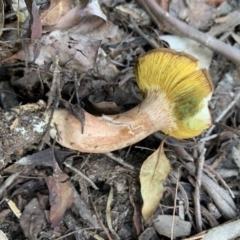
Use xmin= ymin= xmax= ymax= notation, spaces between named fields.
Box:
xmin=0 ymin=0 xmax=240 ymax=239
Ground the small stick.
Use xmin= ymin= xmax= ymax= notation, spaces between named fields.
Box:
xmin=200 ymin=134 xmax=218 ymax=142
xmin=105 ymin=153 xmax=138 ymax=171
xmin=171 ymin=169 xmax=180 ymax=240
xmin=170 ymin=173 xmax=190 ymax=215
xmin=63 ymin=161 xmax=99 ymax=190
xmin=210 ymin=153 xmax=224 ymax=169
xmin=194 ymin=148 xmax=206 ymax=232
xmin=106 ymin=187 xmax=120 ymax=240
xmin=54 ymin=227 xmax=101 ymax=240
xmin=204 ymin=164 xmax=235 ymax=199
xmin=205 ymin=91 xmax=240 ymax=137
xmin=90 ymin=196 xmax=113 ymax=240
xmin=129 ymin=15 xmax=160 ymax=49
xmin=213 ymin=122 xmax=240 ymax=137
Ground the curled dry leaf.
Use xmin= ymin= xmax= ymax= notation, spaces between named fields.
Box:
xmin=140 ymin=140 xmax=171 ymax=223
xmin=46 ymin=152 xmax=74 ymax=227
xmin=40 ymin=0 xmax=75 ymax=26
xmin=47 ymin=0 xmax=107 ymax=31
xmin=47 ymin=174 xmax=74 ymax=227
xmin=31 ymin=3 xmax=42 ymax=41
xmin=20 ymin=198 xmax=47 ymax=240
xmin=2 ymin=0 xmax=117 ymax=72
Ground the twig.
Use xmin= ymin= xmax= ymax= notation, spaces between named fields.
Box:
xmin=200 ymin=134 xmax=218 ymax=143
xmin=213 ymin=122 xmax=240 ymax=137
xmin=194 ymin=148 xmax=206 ymax=232
xmin=183 ymin=231 xmax=207 ymax=240
xmin=0 ymin=172 xmax=21 ymax=198
xmin=54 ymin=227 xmax=101 ymax=240
xmin=170 ymin=173 xmax=190 ymax=215
xmin=129 ymin=16 xmax=160 ymax=49
xmin=204 ymin=164 xmax=235 ymax=199
xmin=171 ymin=169 xmax=180 ymax=240
xmin=201 ymin=218 xmax=240 ymax=240
xmin=63 ymin=161 xmax=99 ymax=190
xmin=127 ymin=177 xmax=143 ymax=236
xmin=73 ymin=189 xmax=99 ymax=228
xmin=210 ymin=153 xmax=224 ymax=169
xmin=205 ymin=91 xmax=240 ymax=137
xmin=136 ymin=0 xmax=240 ymax=65
xmin=201 ymin=206 xmax=219 ymax=227
xmin=181 ymin=160 xmax=238 ymax=219
xmin=106 ymin=187 xmax=120 ymax=240
xmin=154 ymin=132 xmax=197 ymax=149
xmin=89 ymin=195 xmax=112 ymax=240
xmin=105 ymin=152 xmax=138 ymax=171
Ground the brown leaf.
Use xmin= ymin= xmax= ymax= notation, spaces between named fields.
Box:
xmin=16 ymin=148 xmax=73 ymax=167
xmin=11 ymin=180 xmax=44 ymax=198
xmin=2 ymin=1 xmax=117 ymax=72
xmin=31 ymin=2 xmax=42 ymax=39
xmin=20 ymin=198 xmax=47 ymax=240
xmin=40 ymin=0 xmax=63 ymax=26
xmin=46 ymin=0 xmax=106 ymax=31
xmin=140 ymin=140 xmax=171 ymax=223
xmin=46 ymin=152 xmax=74 ymax=227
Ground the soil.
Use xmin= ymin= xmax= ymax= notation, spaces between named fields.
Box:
xmin=0 ymin=0 xmax=240 ymax=240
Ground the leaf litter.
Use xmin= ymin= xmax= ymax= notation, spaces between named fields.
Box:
xmin=0 ymin=0 xmax=240 ymax=239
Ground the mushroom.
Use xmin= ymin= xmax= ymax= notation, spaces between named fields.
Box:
xmin=49 ymin=49 xmax=213 ymax=153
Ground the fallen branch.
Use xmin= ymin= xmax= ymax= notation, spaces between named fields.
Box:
xmin=136 ymin=0 xmax=240 ymax=65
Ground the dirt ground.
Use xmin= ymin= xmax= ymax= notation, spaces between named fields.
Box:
xmin=0 ymin=0 xmax=240 ymax=240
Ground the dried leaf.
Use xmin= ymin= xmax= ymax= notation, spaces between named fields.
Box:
xmin=31 ymin=2 xmax=42 ymax=39
xmin=20 ymin=198 xmax=47 ymax=240
xmin=0 ymin=230 xmax=8 ymax=240
xmin=2 ymin=1 xmax=117 ymax=72
xmin=46 ymin=151 xmax=74 ymax=227
xmin=170 ymin=0 xmax=215 ymax=30
xmin=40 ymin=0 xmax=63 ymax=26
xmin=16 ymin=148 xmax=73 ymax=167
xmin=160 ymin=35 xmax=213 ymax=69
xmin=47 ymin=0 xmax=107 ymax=31
xmin=140 ymin=140 xmax=171 ymax=222
xmin=11 ymin=180 xmax=44 ymax=198
xmin=154 ymin=215 xmax=191 ymax=238
xmin=208 ymin=11 xmax=240 ymax=36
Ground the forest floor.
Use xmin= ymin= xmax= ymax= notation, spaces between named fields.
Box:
xmin=0 ymin=0 xmax=240 ymax=239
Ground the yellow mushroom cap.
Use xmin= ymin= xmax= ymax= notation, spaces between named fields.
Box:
xmin=134 ymin=49 xmax=213 ymax=139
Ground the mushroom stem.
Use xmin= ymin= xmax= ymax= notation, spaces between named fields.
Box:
xmin=50 ymin=90 xmax=174 ymax=153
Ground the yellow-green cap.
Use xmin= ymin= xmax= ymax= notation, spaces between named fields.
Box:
xmin=134 ymin=49 xmax=213 ymax=139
